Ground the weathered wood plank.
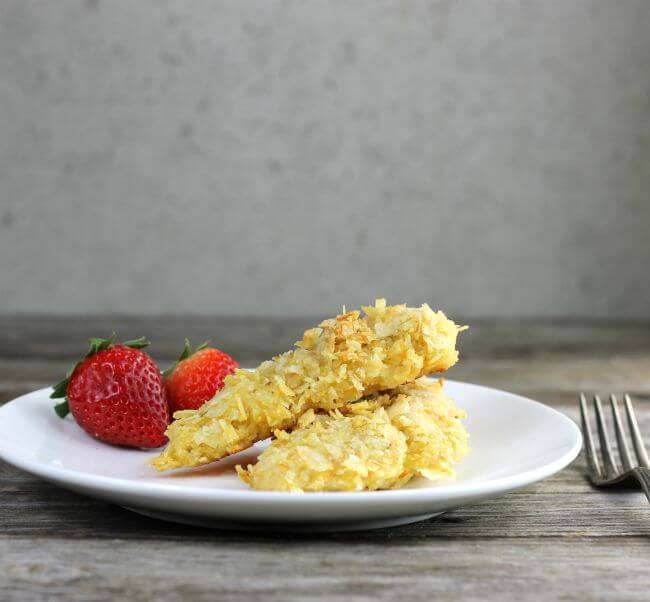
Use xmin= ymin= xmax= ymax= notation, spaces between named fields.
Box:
xmin=450 ymin=356 xmax=650 ymax=397
xmin=2 ymin=468 xmax=649 ymax=541
xmin=2 ymin=536 xmax=649 ymax=602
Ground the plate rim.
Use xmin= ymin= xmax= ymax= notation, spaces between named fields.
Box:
xmin=0 ymin=380 xmax=583 ymax=506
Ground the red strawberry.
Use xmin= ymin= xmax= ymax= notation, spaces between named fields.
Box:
xmin=163 ymin=340 xmax=238 ymax=412
xmin=51 ymin=335 xmax=170 ymax=448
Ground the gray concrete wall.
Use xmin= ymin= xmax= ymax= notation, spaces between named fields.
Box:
xmin=1 ymin=0 xmax=649 ymax=318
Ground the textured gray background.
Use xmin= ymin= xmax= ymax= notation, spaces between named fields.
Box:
xmin=1 ymin=0 xmax=649 ymax=318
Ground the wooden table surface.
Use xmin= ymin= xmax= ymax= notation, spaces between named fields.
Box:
xmin=2 ymin=316 xmax=650 ymax=601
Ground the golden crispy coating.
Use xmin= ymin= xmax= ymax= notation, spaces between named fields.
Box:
xmin=152 ymin=300 xmax=463 ymax=471
xmin=237 ymin=378 xmax=468 ymax=492
xmin=238 ymin=405 xmax=408 ymax=492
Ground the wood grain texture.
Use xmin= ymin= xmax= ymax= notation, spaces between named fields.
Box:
xmin=1 ymin=317 xmax=650 ymax=601
xmin=2 ymin=537 xmax=650 ymax=602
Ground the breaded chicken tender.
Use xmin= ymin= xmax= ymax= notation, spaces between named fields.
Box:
xmin=237 ymin=378 xmax=468 ymax=492
xmin=152 ymin=300 xmax=463 ymax=471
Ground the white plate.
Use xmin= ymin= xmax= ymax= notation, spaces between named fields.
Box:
xmin=0 ymin=380 xmax=581 ymax=532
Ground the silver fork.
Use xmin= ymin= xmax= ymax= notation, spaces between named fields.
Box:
xmin=579 ymin=393 xmax=650 ymax=503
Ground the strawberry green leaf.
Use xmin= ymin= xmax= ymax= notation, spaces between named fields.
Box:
xmin=195 ymin=340 xmax=210 ymax=353
xmin=178 ymin=338 xmax=193 ymax=362
xmin=54 ymin=400 xmax=70 ymax=418
xmin=50 ymin=364 xmax=76 ymax=401
xmin=50 ymin=377 xmax=70 ymax=399
xmin=163 ymin=339 xmax=211 ymax=378
xmin=123 ymin=336 xmax=150 ymax=349
xmin=86 ymin=333 xmax=116 ymax=357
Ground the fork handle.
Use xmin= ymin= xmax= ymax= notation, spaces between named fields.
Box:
xmin=633 ymin=468 xmax=650 ymax=504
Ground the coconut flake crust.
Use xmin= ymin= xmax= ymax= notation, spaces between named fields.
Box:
xmin=237 ymin=378 xmax=469 ymax=492
xmin=151 ymin=300 xmax=463 ymax=471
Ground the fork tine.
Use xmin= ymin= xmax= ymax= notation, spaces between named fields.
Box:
xmin=593 ymin=395 xmax=618 ymax=477
xmin=579 ymin=393 xmax=601 ymax=478
xmin=623 ymin=394 xmax=650 ymax=469
xmin=610 ymin=394 xmax=634 ymax=471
